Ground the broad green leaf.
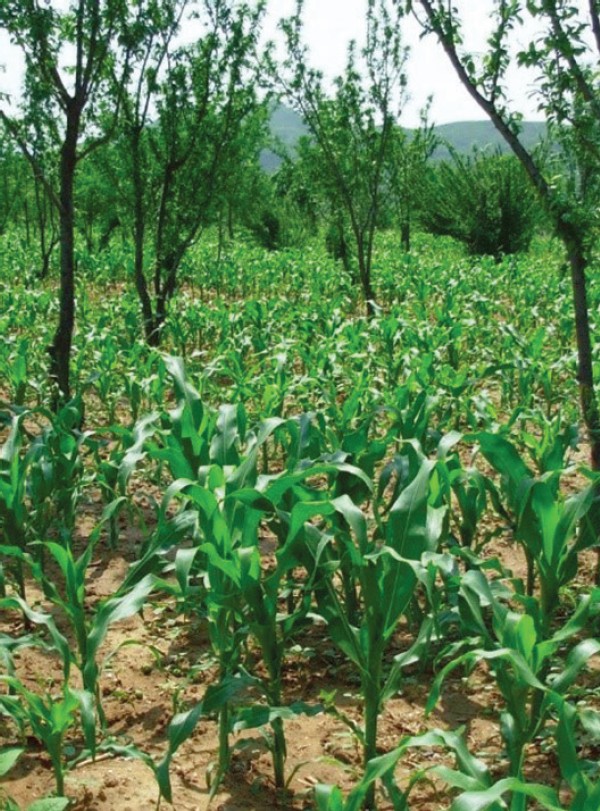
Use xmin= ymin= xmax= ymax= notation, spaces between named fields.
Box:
xmin=451 ymin=777 xmax=563 ymax=811
xmin=27 ymin=800 xmax=71 ymax=811
xmin=0 ymin=747 xmax=23 ymax=777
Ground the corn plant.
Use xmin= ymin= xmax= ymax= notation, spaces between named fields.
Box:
xmin=0 ymin=679 xmax=95 ymax=797
xmin=550 ymin=693 xmax=600 ymax=811
xmin=0 ymin=413 xmax=30 ymax=598
xmin=313 ymin=726 xmax=550 ymax=811
xmin=515 ymin=411 xmax=579 ymax=476
xmin=90 ymin=412 xmax=159 ymax=548
xmin=429 ymin=571 xmax=600 ymax=808
xmin=0 ymin=537 xmax=156 ymax=732
xmin=3 ymin=339 xmax=29 ymax=406
xmin=26 ymin=401 xmax=89 ymax=544
xmin=474 ymin=432 xmax=597 ymax=623
xmin=218 ymin=522 xmax=319 ymax=791
xmin=434 ymin=433 xmax=504 ymax=555
xmin=147 ymin=359 xmax=284 ymax=781
xmin=154 ymin=453 xmax=332 ymax=789
xmin=285 ymin=441 xmax=448 ymax=810
xmin=0 ymin=746 xmax=71 ymax=811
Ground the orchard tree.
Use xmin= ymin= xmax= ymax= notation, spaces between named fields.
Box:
xmin=110 ymin=0 xmax=191 ymax=345
xmin=279 ymin=0 xmax=408 ymax=316
xmin=213 ymin=103 xmax=273 ymax=257
xmin=421 ymin=148 xmax=539 ymax=258
xmin=115 ymin=0 xmax=265 ymax=344
xmin=403 ymin=0 xmax=600 ymax=468
xmin=386 ymin=110 xmax=437 ymax=251
xmin=0 ymin=0 xmax=132 ymax=403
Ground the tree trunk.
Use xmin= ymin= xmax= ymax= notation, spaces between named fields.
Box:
xmin=401 ymin=217 xmax=410 ymax=253
xmin=417 ymin=0 xmax=600 ymax=470
xmin=227 ymin=199 xmax=234 ymax=240
xmin=132 ymin=140 xmax=156 ymax=345
xmin=135 ymin=230 xmax=157 ymax=345
xmin=99 ymin=217 xmax=120 ymax=252
xmin=562 ymin=231 xmax=600 ymax=470
xmin=356 ymin=233 xmax=376 ymax=318
xmin=49 ymin=117 xmax=78 ymax=405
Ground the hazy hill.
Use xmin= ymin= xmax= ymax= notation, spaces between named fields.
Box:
xmin=431 ymin=120 xmax=548 ymax=159
xmin=262 ymin=105 xmax=548 ymax=170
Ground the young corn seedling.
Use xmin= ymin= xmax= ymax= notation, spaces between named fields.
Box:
xmin=285 ymin=441 xmax=447 ymax=810
xmin=148 ymin=359 xmax=287 ymax=783
xmin=4 ymin=339 xmax=29 ymax=406
xmin=473 ymin=431 xmax=596 ymax=625
xmin=515 ymin=411 xmax=578 ymax=477
xmin=227 ymin=522 xmax=320 ymax=793
xmin=0 ymin=413 xmax=30 ymax=599
xmin=549 ymin=692 xmax=600 ymax=811
xmin=89 ymin=411 xmax=159 ymax=548
xmin=433 ymin=432 xmax=503 ymax=556
xmin=0 ymin=679 xmax=95 ymax=798
xmin=313 ymin=726 xmax=527 ymax=811
xmin=1 ymin=536 xmax=156 ymax=731
xmin=429 ymin=571 xmax=600 ymax=810
xmin=26 ymin=400 xmax=90 ymax=544
xmin=0 ymin=747 xmax=66 ymax=811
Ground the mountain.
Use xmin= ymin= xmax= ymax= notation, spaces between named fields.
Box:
xmin=263 ymin=105 xmax=548 ymax=170
xmin=430 ymin=120 xmax=548 ymax=159
xmin=260 ymin=105 xmax=308 ymax=172
xmin=269 ymin=105 xmax=309 ymax=148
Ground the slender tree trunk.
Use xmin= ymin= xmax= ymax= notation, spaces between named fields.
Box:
xmin=227 ymin=199 xmax=234 ymax=240
xmin=131 ymin=135 xmax=156 ymax=345
xmin=362 ymin=270 xmax=375 ymax=317
xmin=401 ymin=214 xmax=410 ymax=253
xmin=418 ymin=1 xmax=600 ymax=470
xmin=98 ymin=216 xmax=120 ymax=251
xmin=563 ymin=231 xmax=600 ymax=584
xmin=561 ymin=231 xmax=600 ymax=470
xmin=356 ymin=235 xmax=375 ymax=318
xmin=49 ymin=116 xmax=78 ymax=404
xmin=40 ymin=250 xmax=51 ymax=281
xmin=24 ymin=196 xmax=30 ymax=247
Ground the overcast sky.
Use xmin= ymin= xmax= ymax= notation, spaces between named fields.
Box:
xmin=0 ymin=0 xmax=546 ymax=128
xmin=265 ymin=0 xmax=546 ymax=126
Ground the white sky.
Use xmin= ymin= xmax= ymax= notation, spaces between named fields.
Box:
xmin=0 ymin=0 xmax=548 ymax=127
xmin=264 ymin=0 xmax=546 ymax=126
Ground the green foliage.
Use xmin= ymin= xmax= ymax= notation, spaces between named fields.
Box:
xmin=0 ymin=231 xmax=597 ymax=810
xmin=0 ymin=679 xmax=94 ymax=796
xmin=278 ymin=0 xmax=407 ymax=312
xmin=422 ymin=150 xmax=539 ymax=258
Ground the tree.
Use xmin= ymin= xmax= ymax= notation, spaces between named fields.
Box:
xmin=212 ymin=103 xmax=272 ymax=257
xmin=386 ymin=110 xmax=437 ymax=252
xmin=404 ymin=0 xmax=600 ymax=470
xmin=421 ymin=148 xmax=538 ymax=258
xmin=279 ymin=0 xmax=408 ymax=316
xmin=0 ymin=0 xmax=131 ymax=403
xmin=115 ymin=0 xmax=265 ymax=345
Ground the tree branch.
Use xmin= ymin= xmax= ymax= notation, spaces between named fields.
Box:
xmin=417 ymin=0 xmax=552 ymax=204
xmin=0 ymin=110 xmax=62 ymax=212
xmin=589 ymin=0 xmax=600 ymax=56
xmin=546 ymin=2 xmax=600 ymax=123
